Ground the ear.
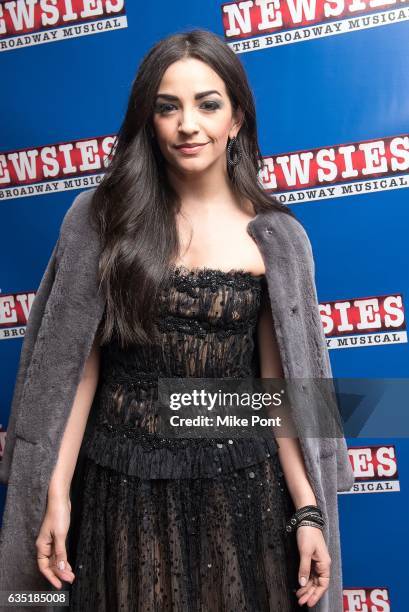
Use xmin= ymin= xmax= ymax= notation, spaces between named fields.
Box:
xmin=230 ymin=105 xmax=244 ymax=138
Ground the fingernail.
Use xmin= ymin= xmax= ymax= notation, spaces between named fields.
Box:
xmin=299 ymin=576 xmax=307 ymax=586
xmin=57 ymin=561 xmax=66 ymax=571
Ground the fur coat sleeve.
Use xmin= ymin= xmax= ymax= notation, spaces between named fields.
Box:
xmin=0 ymin=187 xmax=354 ymax=612
xmin=0 ymin=190 xmax=106 ymax=609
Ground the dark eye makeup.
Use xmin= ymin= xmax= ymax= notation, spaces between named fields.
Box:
xmin=154 ymin=100 xmax=221 ymax=114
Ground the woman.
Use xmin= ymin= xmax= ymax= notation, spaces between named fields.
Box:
xmin=0 ymin=29 xmax=353 ymax=612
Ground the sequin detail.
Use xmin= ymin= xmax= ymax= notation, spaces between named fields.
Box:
xmin=84 ymin=421 xmax=279 ymax=479
xmin=69 ymin=453 xmax=304 ymax=611
xmin=81 ymin=265 xmax=277 ymax=478
xmin=68 ymin=266 xmax=304 ymax=611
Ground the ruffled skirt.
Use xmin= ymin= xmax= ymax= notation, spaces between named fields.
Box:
xmin=67 ymin=450 xmax=305 ymax=612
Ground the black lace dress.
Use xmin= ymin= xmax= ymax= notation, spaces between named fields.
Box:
xmin=67 ymin=266 xmax=303 ymax=612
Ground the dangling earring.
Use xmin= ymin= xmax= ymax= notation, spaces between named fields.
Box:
xmin=227 ymin=136 xmax=241 ymax=166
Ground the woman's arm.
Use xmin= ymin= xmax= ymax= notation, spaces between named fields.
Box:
xmin=257 ymin=291 xmax=317 ymax=510
xmin=47 ymin=335 xmax=101 ymax=502
xmin=257 ymin=274 xmax=332 ymax=608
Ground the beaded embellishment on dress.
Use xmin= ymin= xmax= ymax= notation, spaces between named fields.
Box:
xmin=81 ymin=264 xmax=277 ymax=479
xmin=68 ymin=266 xmax=303 ymax=612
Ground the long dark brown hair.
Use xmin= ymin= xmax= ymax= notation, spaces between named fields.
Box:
xmin=89 ymin=28 xmax=298 ymax=349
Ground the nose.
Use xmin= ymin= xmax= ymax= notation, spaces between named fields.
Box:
xmin=178 ymin=108 xmax=200 ymax=134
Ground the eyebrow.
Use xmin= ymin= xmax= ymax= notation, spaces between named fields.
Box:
xmin=155 ymin=90 xmax=222 ymax=101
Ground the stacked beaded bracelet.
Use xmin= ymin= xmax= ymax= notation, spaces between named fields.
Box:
xmin=285 ymin=505 xmax=326 ymax=533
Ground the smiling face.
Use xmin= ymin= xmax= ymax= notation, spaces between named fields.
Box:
xmin=151 ymin=57 xmax=243 ymax=176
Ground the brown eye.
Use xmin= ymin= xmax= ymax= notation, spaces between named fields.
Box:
xmin=201 ymin=101 xmax=220 ymax=111
xmin=155 ymin=103 xmax=176 ymax=114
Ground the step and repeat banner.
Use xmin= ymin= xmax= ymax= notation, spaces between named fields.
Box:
xmin=1 ymin=1 xmax=408 ymax=610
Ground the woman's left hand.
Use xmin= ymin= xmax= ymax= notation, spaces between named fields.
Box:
xmin=294 ymin=525 xmax=331 ymax=608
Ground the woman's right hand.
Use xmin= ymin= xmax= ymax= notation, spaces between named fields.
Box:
xmin=36 ymin=495 xmax=76 ymax=589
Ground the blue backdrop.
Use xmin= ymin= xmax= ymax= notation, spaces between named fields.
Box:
xmin=1 ymin=1 xmax=408 ymax=609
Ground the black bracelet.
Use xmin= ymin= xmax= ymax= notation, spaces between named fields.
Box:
xmin=286 ymin=515 xmax=324 ymax=533
xmin=285 ymin=505 xmax=326 ymax=534
xmin=296 ymin=505 xmax=323 ymax=515
xmin=297 ymin=520 xmax=324 ymax=531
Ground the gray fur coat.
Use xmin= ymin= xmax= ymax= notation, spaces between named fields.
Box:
xmin=0 ymin=188 xmax=354 ymax=611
